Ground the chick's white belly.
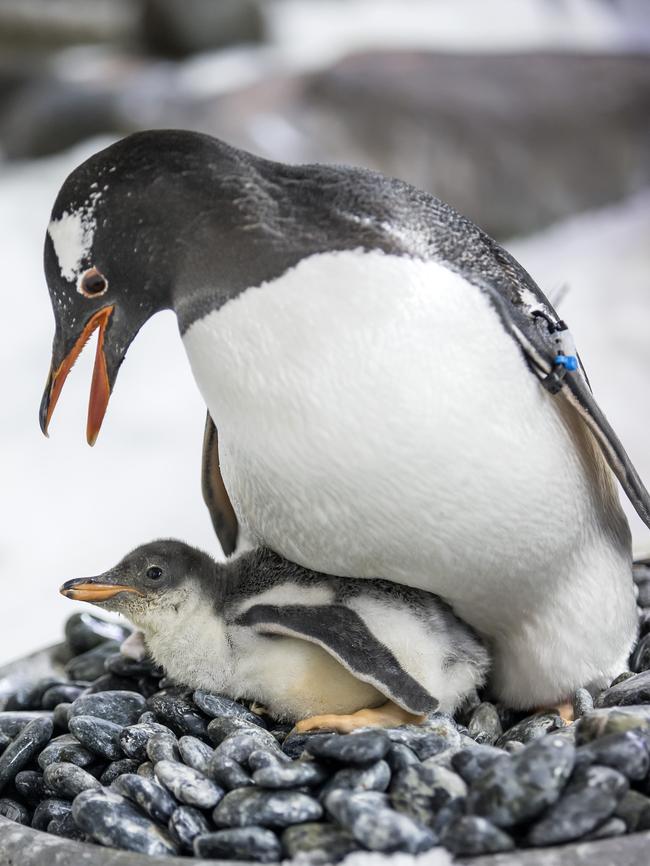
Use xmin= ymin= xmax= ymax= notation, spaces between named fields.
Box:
xmin=182 ymin=250 xmax=635 ymax=698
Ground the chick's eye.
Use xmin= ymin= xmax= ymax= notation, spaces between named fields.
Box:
xmin=79 ymin=267 xmax=108 ymax=297
xmin=146 ymin=566 xmax=163 ymax=580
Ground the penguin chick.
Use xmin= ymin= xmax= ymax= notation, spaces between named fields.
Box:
xmin=61 ymin=541 xmax=488 ymax=732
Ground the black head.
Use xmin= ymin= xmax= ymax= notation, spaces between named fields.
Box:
xmin=59 ymin=539 xmax=217 ymax=620
xmin=40 ymin=130 xmax=232 ymax=444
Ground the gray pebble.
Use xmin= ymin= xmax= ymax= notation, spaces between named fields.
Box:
xmin=70 ymin=690 xmax=146 ymax=726
xmin=495 ymin=712 xmax=565 ymax=747
xmin=572 ymin=688 xmax=594 ymax=718
xmin=214 ymin=732 xmax=283 ymax=764
xmin=178 ymin=735 xmax=214 ymax=774
xmin=52 ymin=702 xmax=72 ymax=730
xmin=526 ymin=765 xmax=629 ymax=846
xmin=43 ymin=762 xmax=101 ymax=798
xmin=282 ymin=822 xmax=359 ymax=863
xmin=451 ymin=744 xmax=508 ymax=784
xmin=120 ymin=722 xmax=175 ymax=760
xmin=596 ymin=670 xmax=650 ymax=708
xmin=193 ymin=691 xmax=266 ymax=728
xmin=390 ymin=763 xmax=466 ymax=827
xmin=207 ymin=716 xmax=264 ymax=745
xmin=208 ymin=754 xmax=253 ymax=790
xmin=467 ymin=733 xmax=575 ymax=827
xmin=32 ymin=798 xmax=71 ymax=831
xmin=468 ymin=703 xmax=503 ymax=746
xmin=99 ymin=759 xmax=140 ymax=785
xmin=65 ymin=641 xmax=121 ymax=681
xmin=72 ymin=788 xmax=179 ymax=855
xmin=169 ymin=805 xmax=212 ymax=850
xmin=146 ymin=689 xmax=208 ymax=737
xmin=106 ymin=654 xmax=160 ymax=678
xmin=155 ymin=759 xmax=224 ymax=809
xmin=14 ymin=770 xmax=55 ymax=805
xmin=320 ymin=760 xmax=390 ymax=796
xmin=630 ymin=633 xmax=650 ymax=673
xmin=442 ymin=815 xmax=515 ymax=855
xmin=213 ymin=787 xmax=322 ymax=828
xmin=0 ymin=797 xmax=30 ymax=824
xmin=281 ymin=732 xmax=316 ymax=760
xmin=584 ymin=816 xmax=627 ymax=840
xmin=0 ymin=716 xmax=53 ymax=792
xmin=146 ymin=732 xmax=180 ymax=763
xmin=138 ymin=711 xmax=158 ymax=725
xmin=576 ymin=729 xmax=649 ymax=780
xmin=194 ymin=826 xmax=281 ymax=862
xmin=111 ymin=772 xmax=178 ymax=823
xmin=305 ymin=731 xmax=390 ymax=764
xmin=47 ymin=811 xmax=88 ymax=841
xmin=69 ymin=715 xmax=124 ymax=760
xmin=0 ymin=711 xmax=53 ymax=739
xmin=41 ymin=684 xmax=87 ymax=709
xmin=614 ymin=789 xmax=650 ymax=831
xmin=576 ymin=706 xmax=650 ymax=743
xmin=64 ymin=613 xmax=129 ymax=655
xmin=385 ymin=743 xmax=419 ymax=773
xmin=324 ymin=788 xmax=436 ymax=853
xmin=138 ymin=761 xmax=156 ymax=779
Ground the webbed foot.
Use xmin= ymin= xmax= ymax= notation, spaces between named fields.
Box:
xmin=293 ymin=700 xmax=426 ymax=734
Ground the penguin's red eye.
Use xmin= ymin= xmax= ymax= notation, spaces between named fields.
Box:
xmin=79 ymin=267 xmax=108 ymax=297
xmin=146 ymin=566 xmax=163 ymax=580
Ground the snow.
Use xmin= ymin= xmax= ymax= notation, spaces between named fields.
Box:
xmin=0 ymin=140 xmax=649 ymax=665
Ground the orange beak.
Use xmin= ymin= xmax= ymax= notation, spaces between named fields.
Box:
xmin=60 ymin=578 xmax=143 ymax=603
xmin=40 ymin=305 xmax=114 ymax=446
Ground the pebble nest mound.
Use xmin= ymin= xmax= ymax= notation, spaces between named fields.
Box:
xmin=1 ymin=559 xmax=650 ymax=863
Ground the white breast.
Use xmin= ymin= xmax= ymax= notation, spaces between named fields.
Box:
xmin=181 ymin=249 xmax=634 ymax=674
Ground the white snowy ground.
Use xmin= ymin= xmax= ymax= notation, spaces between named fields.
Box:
xmin=0 ymin=140 xmax=649 ymax=664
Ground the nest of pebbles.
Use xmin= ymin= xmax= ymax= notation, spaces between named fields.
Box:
xmin=1 ymin=559 xmax=650 ymax=863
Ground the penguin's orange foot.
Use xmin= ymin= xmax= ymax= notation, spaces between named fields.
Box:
xmin=534 ymin=702 xmax=574 ymax=724
xmin=293 ymin=700 xmax=426 ymax=734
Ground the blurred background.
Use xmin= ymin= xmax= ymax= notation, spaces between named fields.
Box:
xmin=1 ymin=0 xmax=649 ymax=663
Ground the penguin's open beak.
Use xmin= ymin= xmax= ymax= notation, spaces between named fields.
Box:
xmin=39 ymin=304 xmax=114 ymax=446
xmin=60 ymin=576 xmax=143 ymax=603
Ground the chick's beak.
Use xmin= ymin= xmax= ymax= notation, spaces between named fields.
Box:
xmin=40 ymin=304 xmax=114 ymax=446
xmin=60 ymin=576 xmax=143 ymax=603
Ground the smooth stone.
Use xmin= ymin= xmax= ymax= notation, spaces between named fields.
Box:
xmin=112 ymin=772 xmax=178 ymax=823
xmin=4 ymin=677 xmax=62 ymax=711
xmin=0 ymin=797 xmax=30 ymax=824
xmin=525 ymin=765 xmax=629 ymax=846
xmin=43 ymin=762 xmax=101 ymax=798
xmin=41 ymin=684 xmax=87 ymax=709
xmin=14 ymin=770 xmax=55 ymax=805
xmin=73 ymin=788 xmax=179 ymax=855
xmin=155 ymin=759 xmax=223 ymax=809
xmin=596 ymin=670 xmax=650 ymax=707
xmin=0 ymin=732 xmax=10 ymax=750
xmin=105 ymin=654 xmax=161 ymax=678
xmin=120 ymin=722 xmax=175 ymax=761
xmin=146 ymin=689 xmax=208 ymax=737
xmin=576 ymin=729 xmax=650 ymax=779
xmin=194 ymin=827 xmax=281 ymax=862
xmin=0 ymin=716 xmax=53 ymax=792
xmin=65 ymin=613 xmax=130 ymax=654
xmin=451 ymin=745 xmax=508 ymax=784
xmin=385 ymin=743 xmax=420 ymax=773
xmin=631 ymin=633 xmax=650 ymax=673
xmin=584 ymin=816 xmax=627 ymax=839
xmin=65 ymin=641 xmax=121 ymax=681
xmin=614 ymin=789 xmax=650 ymax=831
xmin=324 ymin=788 xmax=436 ymax=853
xmin=208 ymin=717 xmax=277 ymax=747
xmin=146 ymin=732 xmax=180 ymax=763
xmin=281 ymin=732 xmax=318 ymax=760
xmin=468 ymin=703 xmax=503 ymax=746
xmin=47 ymin=811 xmax=88 ymax=841
xmin=70 ymin=690 xmax=146 ymax=726
xmin=253 ymin=756 xmax=329 ymax=790
xmin=208 ymin=754 xmax=253 ymax=790
xmin=214 ymin=732 xmax=284 ymax=764
xmin=441 ymin=815 xmax=515 ymax=855
xmin=32 ymin=798 xmax=71 ymax=831
xmin=432 ymin=797 xmax=466 ymax=836
xmin=576 ymin=706 xmax=650 ymax=743
xmin=69 ymin=715 xmax=124 ymax=760
xmin=495 ymin=712 xmax=564 ymax=747
xmin=320 ymin=760 xmax=389 ymax=797
xmin=178 ymin=735 xmax=214 ymax=774
xmin=213 ymin=788 xmax=322 ymax=828
xmin=85 ymin=673 xmax=137 ymax=694
xmin=138 ymin=711 xmax=158 ymax=725
xmin=52 ymin=703 xmax=72 ymax=730
xmin=193 ymin=691 xmax=266 ymax=728
xmin=573 ymin=688 xmax=595 ymax=718
xmin=305 ymin=731 xmax=390 ymax=764
xmin=0 ymin=711 xmax=53 ymax=738
xmin=383 ymin=728 xmax=452 ymax=761
xmin=169 ymin=805 xmax=212 ymax=850
xmin=466 ymin=733 xmax=575 ymax=828
xmin=138 ymin=761 xmax=156 ymax=779
xmin=282 ymin=822 xmax=359 ymax=863
xmin=390 ymin=763 xmax=466 ymax=827
xmin=38 ymin=734 xmax=94 ymax=769
xmin=503 ymin=741 xmax=525 ymax=755
xmin=99 ymin=759 xmax=140 ymax=786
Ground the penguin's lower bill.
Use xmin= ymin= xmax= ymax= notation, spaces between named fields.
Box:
xmin=60 ymin=578 xmax=143 ymax=602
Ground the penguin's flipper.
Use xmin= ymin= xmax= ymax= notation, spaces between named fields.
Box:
xmin=475 ymin=244 xmax=650 ymax=530
xmin=235 ymin=603 xmax=437 ymax=715
xmin=201 ymin=412 xmax=239 ymax=556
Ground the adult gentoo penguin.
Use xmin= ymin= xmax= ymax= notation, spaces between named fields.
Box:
xmin=60 ymin=540 xmax=488 ymax=729
xmin=41 ymin=130 xmax=650 ymax=715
